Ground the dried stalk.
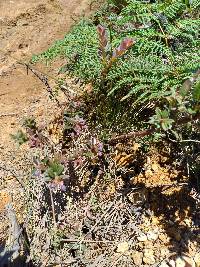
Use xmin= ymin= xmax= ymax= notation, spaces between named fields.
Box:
xmin=49 ymin=186 xmax=57 ymax=228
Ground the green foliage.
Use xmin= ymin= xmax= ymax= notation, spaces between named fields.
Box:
xmin=32 ymin=21 xmax=101 ymax=84
xmin=148 ymin=69 xmax=200 ymax=142
xmin=11 ymin=130 xmax=28 ymax=145
xmin=149 ymin=107 xmax=174 ymax=131
xmin=108 ymin=0 xmax=128 ymax=10
xmin=23 ymin=118 xmax=37 ymax=130
xmin=33 ymin=0 xmax=200 ymax=133
xmin=193 ymin=80 xmax=200 ymax=102
xmin=46 ymin=160 xmax=64 ymax=179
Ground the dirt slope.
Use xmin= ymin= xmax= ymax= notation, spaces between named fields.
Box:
xmin=0 ymin=0 xmax=101 ymax=243
xmin=0 ymin=0 xmax=96 ymax=145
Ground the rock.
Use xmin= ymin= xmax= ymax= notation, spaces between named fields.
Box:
xmin=143 ymin=249 xmax=155 ymax=265
xmin=194 ymin=253 xmax=200 ymax=267
xmin=116 ymin=241 xmax=129 ymax=253
xmin=137 ymin=234 xmax=148 ymax=242
xmin=173 ymin=256 xmax=195 ymax=267
xmin=147 ymin=231 xmax=158 ymax=241
xmin=159 ymin=233 xmax=170 ymax=243
xmin=160 ymin=247 xmax=169 ymax=257
xmin=138 ymin=242 xmax=144 ymax=249
xmin=144 ymin=240 xmax=155 ymax=249
xmin=160 ymin=261 xmax=169 ymax=267
xmin=184 ymin=218 xmax=192 ymax=227
xmin=151 ymin=163 xmax=159 ymax=172
xmin=143 ymin=255 xmax=155 ymax=265
xmin=176 ymin=257 xmax=187 ymax=267
xmin=151 ymin=216 xmax=160 ymax=224
xmin=188 ymin=241 xmax=197 ymax=257
xmin=131 ymin=251 xmax=143 ymax=266
xmin=17 ymin=19 xmax=29 ymax=26
xmin=169 ymin=259 xmax=176 ymax=267
xmin=182 ymin=255 xmax=195 ymax=267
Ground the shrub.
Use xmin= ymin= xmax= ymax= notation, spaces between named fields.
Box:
xmin=34 ymin=1 xmax=199 ymax=96
xmin=32 ymin=0 xmax=200 ymax=135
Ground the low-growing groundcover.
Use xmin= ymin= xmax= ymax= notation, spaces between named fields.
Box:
xmin=11 ymin=0 xmax=200 ymax=266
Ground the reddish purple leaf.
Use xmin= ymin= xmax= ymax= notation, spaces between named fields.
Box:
xmin=119 ymin=38 xmax=135 ymax=51
xmin=97 ymin=25 xmax=108 ymax=60
xmin=97 ymin=25 xmax=106 ymax=37
xmin=112 ymin=38 xmax=135 ymax=60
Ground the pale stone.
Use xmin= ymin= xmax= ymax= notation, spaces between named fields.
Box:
xmin=174 ymin=256 xmax=195 ymax=267
xmin=116 ymin=241 xmax=129 ymax=253
xmin=160 ymin=261 xmax=169 ymax=267
xmin=131 ymin=251 xmax=143 ymax=266
xmin=147 ymin=231 xmax=158 ymax=241
xmin=143 ymin=249 xmax=155 ymax=265
xmin=182 ymin=255 xmax=195 ymax=267
xmin=160 ymin=247 xmax=169 ymax=257
xmin=137 ymin=234 xmax=148 ymax=242
xmin=169 ymin=259 xmax=176 ymax=267
xmin=151 ymin=163 xmax=159 ymax=172
xmin=188 ymin=241 xmax=197 ymax=257
xmin=184 ymin=218 xmax=192 ymax=227
xmin=143 ymin=256 xmax=156 ymax=265
xmin=175 ymin=257 xmax=185 ymax=267
xmin=159 ymin=233 xmax=169 ymax=243
xmin=194 ymin=253 xmax=200 ymax=267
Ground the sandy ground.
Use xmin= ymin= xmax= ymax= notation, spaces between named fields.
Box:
xmin=0 ymin=0 xmax=104 ymax=245
xmin=0 ymin=0 xmax=99 ymax=235
xmin=0 ymin=0 xmax=97 ymax=145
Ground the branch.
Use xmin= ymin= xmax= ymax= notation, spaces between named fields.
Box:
xmin=18 ymin=63 xmax=61 ymax=106
xmin=108 ymin=112 xmax=200 ymax=145
xmin=108 ymin=128 xmax=155 ymax=145
xmin=0 ymin=113 xmax=17 ymax=117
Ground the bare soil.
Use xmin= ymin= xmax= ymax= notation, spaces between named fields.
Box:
xmin=0 ymin=0 xmax=96 ymax=145
xmin=0 ymin=0 xmax=98 ymax=241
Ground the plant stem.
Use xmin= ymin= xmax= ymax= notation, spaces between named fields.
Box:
xmin=49 ymin=186 xmax=57 ymax=228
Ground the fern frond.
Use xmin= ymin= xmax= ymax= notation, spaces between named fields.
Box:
xmin=162 ymin=0 xmax=186 ymax=20
xmin=33 ymin=0 xmax=200 ymax=126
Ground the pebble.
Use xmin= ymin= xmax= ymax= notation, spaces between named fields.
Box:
xmin=143 ymin=249 xmax=155 ymax=265
xmin=151 ymin=216 xmax=160 ymax=224
xmin=188 ymin=241 xmax=197 ymax=257
xmin=160 ymin=261 xmax=169 ymax=267
xmin=131 ymin=251 xmax=143 ymax=266
xmin=184 ymin=218 xmax=192 ymax=227
xmin=147 ymin=231 xmax=158 ymax=241
xmin=151 ymin=163 xmax=159 ymax=172
xmin=175 ymin=257 xmax=187 ymax=267
xmin=182 ymin=255 xmax=195 ymax=267
xmin=159 ymin=233 xmax=170 ymax=243
xmin=160 ymin=247 xmax=169 ymax=257
xmin=169 ymin=259 xmax=176 ymax=267
xmin=137 ymin=234 xmax=148 ymax=242
xmin=116 ymin=241 xmax=129 ymax=253
xmin=194 ymin=253 xmax=200 ymax=267
xmin=170 ymin=256 xmax=196 ymax=267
